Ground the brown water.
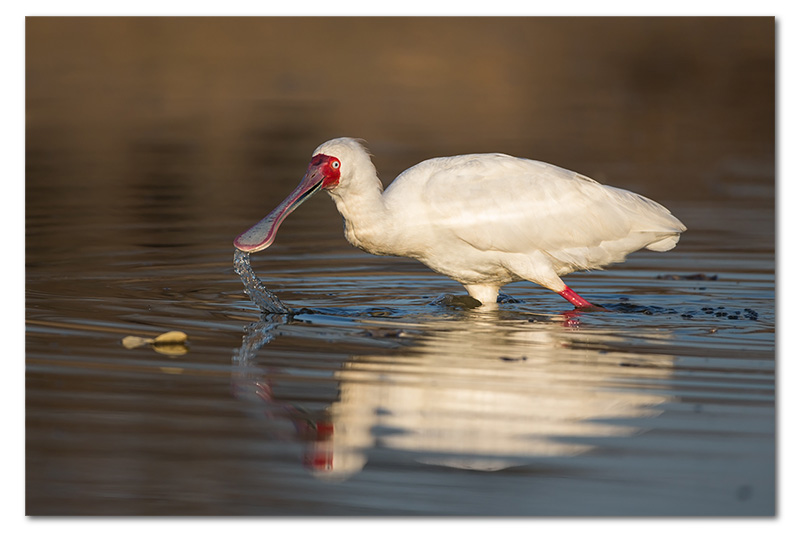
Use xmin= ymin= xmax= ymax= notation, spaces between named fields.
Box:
xmin=26 ymin=17 xmax=775 ymax=516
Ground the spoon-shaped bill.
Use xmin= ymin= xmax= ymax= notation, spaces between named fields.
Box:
xmin=234 ymin=169 xmax=324 ymax=253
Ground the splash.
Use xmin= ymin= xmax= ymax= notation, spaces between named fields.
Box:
xmin=233 ymin=249 xmax=290 ymax=314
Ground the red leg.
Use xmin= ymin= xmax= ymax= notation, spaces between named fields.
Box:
xmin=558 ymin=286 xmax=599 ymax=309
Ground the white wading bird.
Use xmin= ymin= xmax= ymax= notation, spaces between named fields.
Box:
xmin=234 ymin=138 xmax=686 ymax=309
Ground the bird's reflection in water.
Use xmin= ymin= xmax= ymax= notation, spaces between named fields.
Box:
xmin=232 ymin=309 xmax=674 ymax=481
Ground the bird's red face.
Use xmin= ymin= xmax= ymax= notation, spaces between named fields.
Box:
xmin=234 ymin=153 xmax=341 ymax=253
xmin=311 ymin=153 xmax=342 ymax=190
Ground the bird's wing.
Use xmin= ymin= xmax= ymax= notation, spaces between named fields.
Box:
xmin=397 ymin=154 xmax=682 ymax=262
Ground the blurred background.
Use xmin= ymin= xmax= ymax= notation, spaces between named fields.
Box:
xmin=26 ymin=17 xmax=774 ymax=232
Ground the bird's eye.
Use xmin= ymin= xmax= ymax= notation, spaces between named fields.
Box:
xmin=331 ymin=161 xmax=340 ymax=169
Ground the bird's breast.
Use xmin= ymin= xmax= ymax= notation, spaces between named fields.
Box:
xmin=342 ymin=219 xmax=398 ymax=257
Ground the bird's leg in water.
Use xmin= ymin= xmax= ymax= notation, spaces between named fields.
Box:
xmin=559 ymin=286 xmax=604 ymax=310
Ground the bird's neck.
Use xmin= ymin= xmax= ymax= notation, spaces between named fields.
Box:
xmin=327 ymin=168 xmax=395 ymax=256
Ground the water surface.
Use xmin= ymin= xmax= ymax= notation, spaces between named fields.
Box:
xmin=26 ymin=194 xmax=775 ymax=515
xmin=25 ymin=17 xmax=774 ymax=516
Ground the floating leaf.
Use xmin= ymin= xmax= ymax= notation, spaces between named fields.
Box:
xmin=153 ymin=331 xmax=189 ymax=345
xmin=122 ymin=330 xmax=189 ymax=354
xmin=122 ymin=336 xmax=150 ymax=349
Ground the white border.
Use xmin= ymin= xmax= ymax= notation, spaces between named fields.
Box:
xmin=7 ymin=2 xmax=795 ymax=531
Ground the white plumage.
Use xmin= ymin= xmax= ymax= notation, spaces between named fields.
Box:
xmin=235 ymin=137 xmax=686 ymax=308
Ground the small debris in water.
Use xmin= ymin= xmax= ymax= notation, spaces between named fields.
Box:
xmin=121 ymin=330 xmax=189 ymax=356
xmin=683 ymin=307 xmax=758 ymax=322
xmin=657 ymin=273 xmax=719 ymax=281
xmin=233 ymin=249 xmax=290 ymax=314
xmin=744 ymin=308 xmax=759 ymax=320
xmin=153 ymin=331 xmax=189 ymax=344
xmin=606 ymin=302 xmax=678 ymax=315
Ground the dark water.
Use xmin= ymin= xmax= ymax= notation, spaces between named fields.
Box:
xmin=26 ymin=18 xmax=775 ymax=516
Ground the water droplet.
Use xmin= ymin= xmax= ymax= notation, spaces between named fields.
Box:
xmin=233 ymin=249 xmax=290 ymax=314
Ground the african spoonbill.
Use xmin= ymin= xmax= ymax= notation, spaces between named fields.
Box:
xmin=234 ymin=138 xmax=686 ymax=309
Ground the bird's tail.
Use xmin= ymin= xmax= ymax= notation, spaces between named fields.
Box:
xmin=624 ymin=191 xmax=687 ymax=253
xmin=645 ymin=233 xmax=682 ymax=252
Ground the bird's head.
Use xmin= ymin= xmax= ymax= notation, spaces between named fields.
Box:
xmin=233 ymin=137 xmax=369 ymax=253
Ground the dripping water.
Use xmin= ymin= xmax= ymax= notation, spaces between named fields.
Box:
xmin=233 ymin=249 xmax=290 ymax=314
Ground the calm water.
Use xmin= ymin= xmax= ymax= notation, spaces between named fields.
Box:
xmin=25 ymin=18 xmax=775 ymax=516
